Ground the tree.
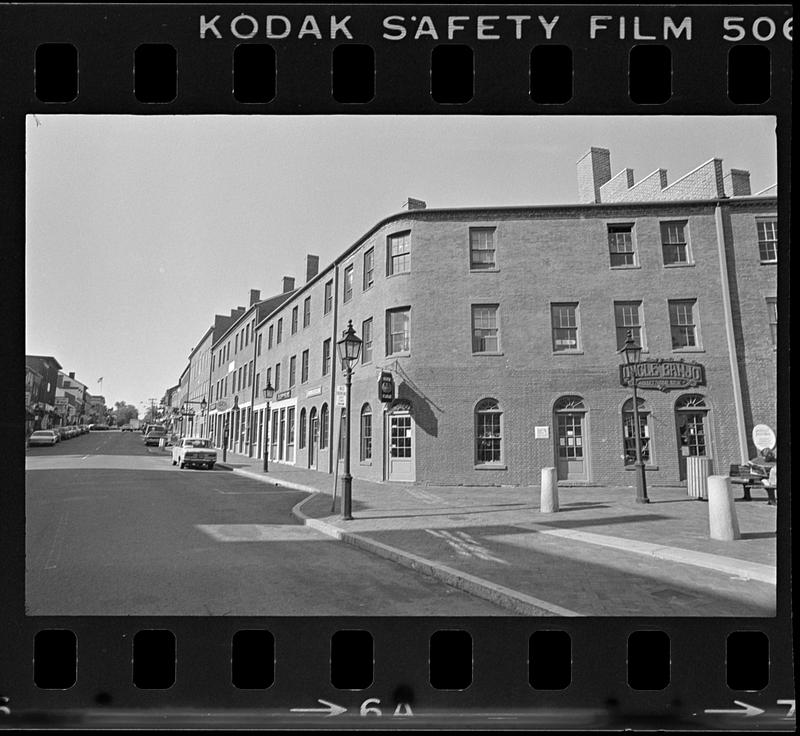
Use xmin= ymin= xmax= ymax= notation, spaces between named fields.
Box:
xmin=111 ymin=401 xmax=139 ymax=426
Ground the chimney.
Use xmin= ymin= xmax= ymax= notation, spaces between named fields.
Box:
xmin=404 ymin=197 xmax=427 ymax=210
xmin=306 ymin=254 xmax=320 ymax=283
xmin=249 ymin=289 xmax=261 ymax=305
xmin=68 ymin=372 xmax=75 ymax=379
xmin=577 ymin=147 xmax=612 ymax=203
xmin=282 ymin=276 xmax=295 ymax=293
xmin=724 ymin=169 xmax=751 ymax=197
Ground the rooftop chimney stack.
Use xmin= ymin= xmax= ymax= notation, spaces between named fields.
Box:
xmin=249 ymin=289 xmax=261 ymax=305
xmin=69 ymin=372 xmax=75 ymax=379
xmin=404 ymin=197 xmax=427 ymax=210
xmin=282 ymin=276 xmax=296 ymax=293
xmin=306 ymin=254 xmax=320 ymax=283
xmin=577 ymin=147 xmax=612 ymax=203
xmin=724 ymin=169 xmax=752 ymax=197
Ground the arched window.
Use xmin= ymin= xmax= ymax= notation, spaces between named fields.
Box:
xmin=675 ymin=394 xmax=709 ymax=458
xmin=298 ymin=408 xmax=306 ymax=449
xmin=675 ymin=394 xmax=708 ymax=411
xmin=475 ymin=398 xmax=503 ymax=464
xmin=360 ymin=403 xmax=372 ymax=461
xmin=320 ymin=403 xmax=329 ymax=449
xmin=622 ymin=397 xmax=651 ymax=466
xmin=554 ymin=395 xmax=586 ymax=412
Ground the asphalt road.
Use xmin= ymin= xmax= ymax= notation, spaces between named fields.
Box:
xmin=26 ymin=431 xmax=508 ymax=615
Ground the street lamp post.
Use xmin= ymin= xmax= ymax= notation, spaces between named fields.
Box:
xmin=619 ymin=330 xmax=649 ymax=504
xmin=262 ymin=381 xmax=275 ymax=472
xmin=336 ymin=320 xmax=363 ymax=521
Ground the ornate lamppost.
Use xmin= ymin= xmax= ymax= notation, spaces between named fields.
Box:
xmin=182 ymin=397 xmax=207 ymax=436
xmin=262 ymin=380 xmax=275 ymax=472
xmin=336 ymin=320 xmax=363 ymax=520
xmin=619 ymin=330 xmax=649 ymax=504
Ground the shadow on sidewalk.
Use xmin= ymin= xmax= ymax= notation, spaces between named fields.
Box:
xmin=532 ymin=513 xmax=672 ymax=529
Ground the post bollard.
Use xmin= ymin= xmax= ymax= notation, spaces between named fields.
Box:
xmin=707 ymin=475 xmax=741 ymax=541
xmin=159 ymin=437 xmax=165 ymax=450
xmin=540 ymin=467 xmax=559 ymax=513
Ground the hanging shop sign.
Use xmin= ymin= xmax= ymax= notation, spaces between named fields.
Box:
xmin=378 ymin=371 xmax=395 ymax=402
xmin=216 ymin=399 xmax=228 ymax=411
xmin=619 ymin=359 xmax=705 ymax=392
xmin=751 ymin=424 xmax=776 ymax=452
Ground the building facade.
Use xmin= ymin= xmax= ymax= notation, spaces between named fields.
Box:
xmin=241 ymin=149 xmax=777 ymax=487
xmin=25 ymin=355 xmax=62 ymax=430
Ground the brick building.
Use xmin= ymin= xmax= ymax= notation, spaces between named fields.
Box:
xmin=225 ymin=148 xmax=778 ymax=487
xmin=25 ymin=355 xmax=62 ymax=430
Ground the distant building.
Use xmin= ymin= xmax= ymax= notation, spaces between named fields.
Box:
xmin=25 ymin=355 xmax=62 ymax=430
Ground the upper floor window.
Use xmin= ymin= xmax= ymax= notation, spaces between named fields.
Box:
xmin=361 ymin=318 xmax=373 ymax=364
xmin=268 ymin=325 xmax=273 ymax=349
xmin=235 ymin=334 xmax=239 ymax=353
xmin=472 ymin=305 xmax=500 ymax=353
xmin=324 ymin=280 xmax=333 ymax=314
xmin=551 ymin=303 xmax=580 ymax=352
xmin=301 ymin=349 xmax=309 ymax=383
xmin=387 ymin=232 xmax=410 ymax=275
xmin=475 ymin=398 xmax=503 ymax=465
xmin=363 ymin=247 xmax=375 ymax=290
xmin=291 ymin=306 xmax=298 ymax=334
xmin=386 ymin=308 xmax=410 ymax=355
xmin=322 ymin=338 xmax=332 ymax=375
xmin=257 ymin=333 xmax=262 ymax=356
xmin=343 ymin=264 xmax=354 ymax=302
xmin=668 ymin=299 xmax=699 ymax=349
xmin=274 ymin=363 xmax=281 ymax=391
xmin=320 ymin=403 xmax=329 ymax=449
xmin=276 ymin=318 xmax=283 ymax=344
xmin=469 ymin=227 xmax=496 ymax=270
xmin=608 ymin=224 xmax=636 ymax=267
xmin=661 ymin=221 xmax=690 ymax=265
xmin=757 ymin=218 xmax=777 ymax=263
xmin=614 ymin=301 xmax=645 ymax=351
xmin=289 ymin=355 xmax=296 ymax=387
xmin=766 ymin=297 xmax=777 ymax=348
xmin=303 ymin=296 xmax=311 ymax=327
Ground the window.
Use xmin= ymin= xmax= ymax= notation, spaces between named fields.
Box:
xmin=343 ymin=264 xmax=354 ymax=302
xmin=249 ymin=361 xmax=254 ymax=387
xmin=757 ymin=218 xmax=777 ymax=263
xmin=287 ymin=407 xmax=295 ymax=461
xmin=299 ymin=408 xmax=306 ymax=449
xmin=235 ymin=333 xmax=239 ymax=353
xmin=266 ymin=367 xmax=272 ymax=390
xmin=360 ymin=403 xmax=372 ymax=461
xmin=661 ymin=221 xmax=690 ymax=265
xmin=288 ymin=355 xmax=296 ymax=387
xmin=387 ymin=308 xmax=410 ymax=355
xmin=276 ymin=318 xmax=283 ymax=344
xmin=669 ymin=299 xmax=699 ymax=349
xmin=475 ymin=399 xmax=503 ymax=464
xmin=324 ymin=280 xmax=333 ymax=314
xmin=257 ymin=333 xmax=262 ymax=356
xmin=622 ymin=398 xmax=651 ymax=466
xmin=274 ymin=363 xmax=281 ymax=391
xmin=551 ymin=303 xmax=580 ymax=352
xmin=469 ymin=227 xmax=496 ymax=269
xmin=608 ymin=224 xmax=636 ymax=267
xmin=255 ymin=372 xmax=260 ymax=396
xmin=303 ymin=296 xmax=311 ymax=327
xmin=291 ymin=306 xmax=298 ymax=334
xmin=472 ymin=304 xmax=500 ymax=353
xmin=245 ymin=324 xmax=249 ymax=346
xmin=268 ymin=325 xmax=273 ymax=349
xmin=320 ymin=403 xmax=329 ymax=449
xmin=322 ymin=338 xmax=331 ymax=376
xmin=363 ymin=247 xmax=374 ymax=290
xmin=387 ymin=231 xmax=410 ymax=275
xmin=301 ymin=349 xmax=309 ymax=383
xmin=361 ymin=318 xmax=373 ymax=364
xmin=766 ymin=297 xmax=777 ymax=347
xmin=614 ymin=301 xmax=644 ymax=350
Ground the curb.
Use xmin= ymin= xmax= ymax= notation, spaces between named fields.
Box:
xmin=291 ymin=494 xmax=581 ymax=617
xmin=217 ymin=463 xmax=323 ymax=496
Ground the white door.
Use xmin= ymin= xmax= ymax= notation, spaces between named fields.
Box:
xmin=387 ymin=411 xmax=414 ymax=482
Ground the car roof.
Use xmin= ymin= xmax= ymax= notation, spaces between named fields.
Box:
xmin=32 ymin=430 xmax=55 ymax=434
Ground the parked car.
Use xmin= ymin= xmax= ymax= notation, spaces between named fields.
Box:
xmin=143 ymin=426 xmax=168 ymax=446
xmin=171 ymin=437 xmax=217 ymax=470
xmin=90 ymin=424 xmax=109 ymax=431
xmin=121 ymin=424 xmax=134 ymax=432
xmin=28 ymin=430 xmax=59 ymax=446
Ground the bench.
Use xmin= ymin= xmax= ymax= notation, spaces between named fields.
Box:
xmin=729 ymin=464 xmax=776 ymax=504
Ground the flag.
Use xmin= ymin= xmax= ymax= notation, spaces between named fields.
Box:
xmin=98 ymin=377 xmax=103 ymax=382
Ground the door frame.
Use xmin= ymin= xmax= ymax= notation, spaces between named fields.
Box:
xmin=552 ymin=395 xmax=590 ymax=482
xmin=385 ymin=401 xmax=415 ymax=482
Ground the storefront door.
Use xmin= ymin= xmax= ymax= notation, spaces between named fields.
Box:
xmin=308 ymin=411 xmax=318 ymax=470
xmin=675 ymin=395 xmax=709 ymax=481
xmin=387 ymin=409 xmax=414 ymax=482
xmin=554 ymin=396 xmax=588 ymax=481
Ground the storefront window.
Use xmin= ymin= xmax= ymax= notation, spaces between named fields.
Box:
xmin=475 ymin=398 xmax=503 ymax=464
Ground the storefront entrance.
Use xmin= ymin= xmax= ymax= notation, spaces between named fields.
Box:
xmin=554 ymin=395 xmax=588 ymax=481
xmin=387 ymin=404 xmax=414 ymax=482
xmin=675 ymin=394 xmax=709 ymax=481
xmin=308 ymin=408 xmax=318 ymax=470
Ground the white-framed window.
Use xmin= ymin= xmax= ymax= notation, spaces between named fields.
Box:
xmin=361 ymin=318 xmax=373 ymax=364
xmin=301 ymin=349 xmax=309 ymax=383
xmin=386 ymin=308 xmax=410 ymax=355
xmin=469 ymin=227 xmax=496 ymax=269
xmin=608 ymin=223 xmax=636 ymax=267
xmin=614 ymin=301 xmax=645 ymax=350
xmin=343 ymin=264 xmax=354 ymax=302
xmin=475 ymin=398 xmax=503 ymax=464
xmin=360 ymin=403 xmax=372 ymax=461
xmin=669 ymin=299 xmax=699 ymax=349
xmin=766 ymin=297 xmax=777 ymax=347
xmin=322 ymin=338 xmax=331 ymax=375
xmin=320 ymin=403 xmax=329 ymax=449
xmin=661 ymin=220 xmax=690 ymax=265
xmin=303 ymin=296 xmax=311 ymax=327
xmin=551 ymin=303 xmax=580 ymax=352
xmin=471 ymin=304 xmax=500 ymax=353
xmin=757 ymin=218 xmax=777 ymax=263
xmin=291 ymin=306 xmax=298 ymax=334
xmin=324 ymin=280 xmax=333 ymax=314
xmin=387 ymin=232 xmax=410 ymax=275
xmin=289 ymin=355 xmax=296 ymax=387
xmin=363 ymin=247 xmax=375 ymax=290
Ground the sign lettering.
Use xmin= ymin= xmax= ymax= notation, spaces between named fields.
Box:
xmin=619 ymin=359 xmax=705 ymax=391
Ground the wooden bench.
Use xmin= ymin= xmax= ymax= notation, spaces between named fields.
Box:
xmin=729 ymin=464 xmax=776 ymax=504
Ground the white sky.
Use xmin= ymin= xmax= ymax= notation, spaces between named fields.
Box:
xmin=25 ymin=115 xmax=777 ymax=411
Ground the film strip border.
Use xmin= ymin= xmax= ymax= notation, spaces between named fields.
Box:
xmin=0 ymin=5 xmax=792 ymax=112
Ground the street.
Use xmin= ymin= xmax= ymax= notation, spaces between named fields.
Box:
xmin=25 ymin=431 xmax=509 ymax=615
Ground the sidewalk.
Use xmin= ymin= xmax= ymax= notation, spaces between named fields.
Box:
xmin=216 ymin=450 xmax=778 ymax=617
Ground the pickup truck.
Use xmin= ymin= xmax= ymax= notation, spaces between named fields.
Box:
xmin=171 ymin=437 xmax=217 ymax=469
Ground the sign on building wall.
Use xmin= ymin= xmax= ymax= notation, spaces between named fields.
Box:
xmin=619 ymin=359 xmax=705 ymax=392
xmin=534 ymin=426 xmax=550 ymax=439
xmin=378 ymin=371 xmax=395 ymax=402
xmin=752 ymin=424 xmax=776 ymax=451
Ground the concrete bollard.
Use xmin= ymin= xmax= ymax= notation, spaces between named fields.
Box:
xmin=707 ymin=475 xmax=741 ymax=541
xmin=540 ymin=467 xmax=559 ymax=513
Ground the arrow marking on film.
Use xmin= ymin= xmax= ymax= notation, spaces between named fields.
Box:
xmin=704 ymin=700 xmax=764 ymax=717
xmin=290 ymin=699 xmax=347 ymax=717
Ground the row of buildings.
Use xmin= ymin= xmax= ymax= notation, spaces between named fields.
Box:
xmin=25 ymin=355 xmax=107 ymax=435
xmin=160 ymin=147 xmax=778 ymax=487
